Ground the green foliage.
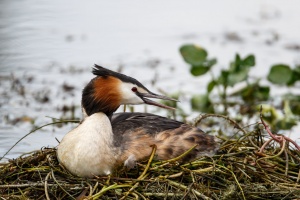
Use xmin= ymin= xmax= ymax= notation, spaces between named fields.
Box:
xmin=267 ymin=64 xmax=293 ymax=85
xmin=222 ymin=54 xmax=255 ymax=87
xmin=179 ymin=44 xmax=300 ymax=131
xmin=190 ymin=65 xmax=210 ymax=76
xmin=179 ymin=44 xmax=207 ymax=65
xmin=288 ymin=65 xmax=300 ymax=86
xmin=207 ymin=80 xmax=217 ymax=93
xmin=232 ymin=82 xmax=270 ymax=103
xmin=180 ymin=44 xmax=216 ymax=76
xmin=267 ymin=64 xmax=300 ymax=86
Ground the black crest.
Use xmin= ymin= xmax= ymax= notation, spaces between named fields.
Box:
xmin=92 ymin=65 xmax=150 ymax=92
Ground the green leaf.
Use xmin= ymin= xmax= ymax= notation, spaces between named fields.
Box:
xmin=242 ymin=85 xmax=269 ymax=102
xmin=207 ymin=80 xmax=216 ymax=93
xmin=227 ymin=68 xmax=249 ymax=86
xmin=180 ymin=44 xmax=208 ymax=65
xmin=226 ymin=54 xmax=253 ymax=86
xmin=268 ymin=64 xmax=293 ymax=85
xmin=255 ymin=86 xmax=270 ymax=101
xmin=235 ymin=54 xmax=242 ymax=66
xmin=287 ymin=72 xmax=300 ymax=86
xmin=201 ymin=58 xmax=217 ymax=68
xmin=232 ymin=82 xmax=270 ymax=102
xmin=218 ymin=70 xmax=229 ymax=86
xmin=287 ymin=67 xmax=300 ymax=86
xmin=230 ymin=54 xmax=255 ymax=72
xmin=229 ymin=54 xmax=240 ymax=72
xmin=190 ymin=65 xmax=210 ymax=76
xmin=294 ymin=65 xmax=300 ymax=74
xmin=243 ymin=55 xmax=255 ymax=67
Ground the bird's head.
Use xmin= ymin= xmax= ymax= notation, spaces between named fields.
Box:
xmin=82 ymin=65 xmax=178 ymax=117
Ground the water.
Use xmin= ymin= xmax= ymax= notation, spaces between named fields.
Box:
xmin=1 ymin=0 xmax=300 ymax=161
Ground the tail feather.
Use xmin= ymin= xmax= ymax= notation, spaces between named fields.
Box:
xmin=155 ymin=125 xmax=219 ymax=161
xmin=119 ymin=124 xmax=220 ymax=167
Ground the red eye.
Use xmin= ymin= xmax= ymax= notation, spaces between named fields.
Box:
xmin=131 ymin=87 xmax=137 ymax=92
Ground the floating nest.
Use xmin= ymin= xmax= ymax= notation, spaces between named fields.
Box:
xmin=1 ymin=116 xmax=300 ymax=200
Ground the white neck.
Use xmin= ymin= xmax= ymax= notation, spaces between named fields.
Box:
xmin=57 ymin=112 xmax=117 ymax=177
xmin=80 ymin=112 xmax=114 ymax=143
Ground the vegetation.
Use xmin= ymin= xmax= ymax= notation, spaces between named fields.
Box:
xmin=0 ymin=44 xmax=299 ymax=199
xmin=178 ymin=44 xmax=300 ymax=131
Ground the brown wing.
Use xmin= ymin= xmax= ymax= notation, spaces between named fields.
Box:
xmin=111 ymin=112 xmax=219 ymax=165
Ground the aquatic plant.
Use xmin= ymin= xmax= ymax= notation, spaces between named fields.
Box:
xmin=179 ymin=44 xmax=300 ymax=131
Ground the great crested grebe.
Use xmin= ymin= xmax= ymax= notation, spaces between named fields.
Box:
xmin=57 ymin=65 xmax=219 ymax=178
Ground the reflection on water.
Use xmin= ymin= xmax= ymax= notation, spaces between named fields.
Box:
xmin=1 ymin=0 xmax=300 ymax=161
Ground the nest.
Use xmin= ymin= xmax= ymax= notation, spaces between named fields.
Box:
xmin=1 ymin=117 xmax=300 ymax=200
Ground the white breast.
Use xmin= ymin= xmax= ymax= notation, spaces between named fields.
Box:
xmin=57 ymin=113 xmax=118 ymax=178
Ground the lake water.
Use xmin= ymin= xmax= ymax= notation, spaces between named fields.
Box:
xmin=1 ymin=0 xmax=300 ymax=161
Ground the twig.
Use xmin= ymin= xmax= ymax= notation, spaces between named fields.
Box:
xmin=120 ymin=182 xmax=140 ymax=200
xmin=86 ymin=182 xmax=93 ymax=197
xmin=258 ymin=138 xmax=274 ymax=154
xmin=92 ymin=182 xmax=99 ymax=194
xmin=120 ymin=145 xmax=157 ymax=200
xmin=195 ymin=113 xmax=260 ymax=150
xmin=51 ymin=169 xmax=75 ymax=199
xmin=44 ymin=172 xmax=51 ymax=200
xmin=217 ymin=165 xmax=246 ymax=200
xmin=284 ymin=148 xmax=289 ymax=176
xmin=138 ymin=145 xmax=157 ymax=180
xmin=91 ymin=184 xmax=132 ymax=199
xmin=167 ymin=179 xmax=212 ymax=200
xmin=133 ymin=191 xmax=147 ymax=200
xmin=144 ymin=193 xmax=185 ymax=197
xmin=183 ymin=160 xmax=246 ymax=200
xmin=195 ymin=114 xmax=247 ymax=135
xmin=0 ymin=120 xmax=79 ymax=161
xmin=0 ymin=183 xmax=78 ymax=188
xmin=297 ymin=168 xmax=300 ymax=183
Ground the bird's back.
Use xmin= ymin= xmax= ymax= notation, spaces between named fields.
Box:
xmin=111 ymin=112 xmax=219 ymax=167
xmin=111 ymin=112 xmax=184 ymax=137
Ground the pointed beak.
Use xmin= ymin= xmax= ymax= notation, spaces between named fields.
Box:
xmin=138 ymin=92 xmax=179 ymax=110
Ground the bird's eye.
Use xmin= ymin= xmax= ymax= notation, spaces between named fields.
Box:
xmin=131 ymin=87 xmax=137 ymax=92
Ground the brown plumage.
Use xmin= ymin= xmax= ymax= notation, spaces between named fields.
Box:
xmin=82 ymin=76 xmax=122 ymax=117
xmin=111 ymin=112 xmax=219 ymax=168
xmin=93 ymin=76 xmax=122 ymax=112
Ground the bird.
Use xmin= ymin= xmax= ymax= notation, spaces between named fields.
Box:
xmin=57 ymin=65 xmax=219 ymax=178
